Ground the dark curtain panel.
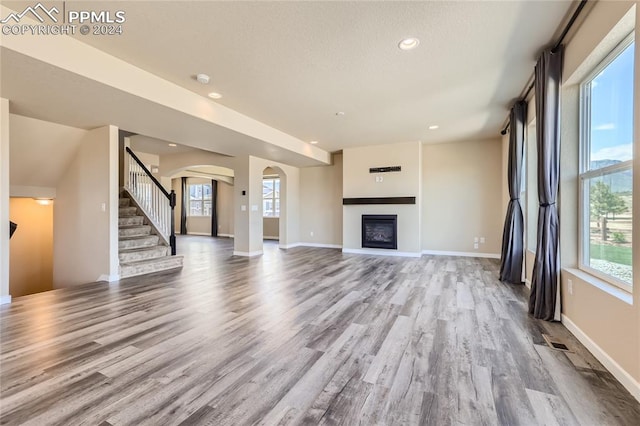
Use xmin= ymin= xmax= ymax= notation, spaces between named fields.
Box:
xmin=529 ymin=46 xmax=563 ymax=321
xmin=211 ymin=179 xmax=218 ymax=237
xmin=499 ymin=100 xmax=527 ymax=284
xmin=180 ymin=177 xmax=188 ymax=235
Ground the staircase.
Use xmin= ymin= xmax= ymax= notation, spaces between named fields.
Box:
xmin=118 ymin=195 xmax=183 ymax=278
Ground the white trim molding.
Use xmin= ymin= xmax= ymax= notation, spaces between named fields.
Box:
xmin=0 ymin=295 xmax=12 ymax=305
xmin=187 ymin=232 xmax=213 ymax=236
xmin=524 ymin=279 xmax=532 ymax=289
xmin=562 ymin=314 xmax=640 ymax=403
xmin=217 ymin=233 xmax=234 ymax=238
xmin=342 ymin=248 xmax=421 ymax=258
xmin=98 ymin=274 xmax=120 ymax=283
xmin=233 ymin=250 xmax=263 ymax=257
xmin=263 ymin=236 xmax=280 ymax=241
xmin=421 ymin=250 xmax=500 ymax=259
xmin=281 ymin=242 xmax=342 ymax=249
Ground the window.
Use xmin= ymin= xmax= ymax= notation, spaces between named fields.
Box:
xmin=526 ymin=123 xmax=538 ymax=253
xmin=579 ymin=35 xmax=634 ymax=290
xmin=189 ymin=183 xmax=212 ymax=216
xmin=263 ymin=177 xmax=280 ymax=217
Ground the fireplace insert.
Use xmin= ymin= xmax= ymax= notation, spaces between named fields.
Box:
xmin=362 ymin=214 xmax=397 ymax=250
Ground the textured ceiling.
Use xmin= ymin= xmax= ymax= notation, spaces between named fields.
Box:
xmin=65 ymin=1 xmax=573 ymax=152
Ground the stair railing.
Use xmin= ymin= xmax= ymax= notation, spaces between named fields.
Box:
xmin=124 ymin=147 xmax=177 ymax=255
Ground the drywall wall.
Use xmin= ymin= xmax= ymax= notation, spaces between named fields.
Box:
xmin=422 ymin=138 xmax=503 ymax=255
xmin=9 ymin=114 xmax=87 ymax=189
xmin=0 ymin=98 xmax=10 ymax=303
xmin=9 ymin=198 xmax=53 ymax=297
xmin=299 ymin=153 xmax=343 ymax=246
xmin=54 ymin=125 xmax=119 ymax=288
xmin=343 ymin=142 xmax=421 ymax=254
xmin=263 ymin=218 xmax=279 ymax=239
xmin=556 ymin=0 xmax=640 ymax=393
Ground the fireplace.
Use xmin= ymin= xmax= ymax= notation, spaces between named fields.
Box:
xmin=362 ymin=215 xmax=397 ymax=250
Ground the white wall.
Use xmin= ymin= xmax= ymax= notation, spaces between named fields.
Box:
xmin=299 ymin=153 xmax=343 ymax=246
xmin=422 ymin=138 xmax=503 ymax=255
xmin=343 ymin=142 xmax=422 ymax=255
xmin=9 ymin=114 xmax=87 ymax=191
xmin=0 ymin=99 xmax=10 ymax=303
xmin=54 ymin=125 xmax=119 ymax=288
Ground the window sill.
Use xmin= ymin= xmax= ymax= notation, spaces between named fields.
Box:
xmin=563 ymin=267 xmax=633 ymax=305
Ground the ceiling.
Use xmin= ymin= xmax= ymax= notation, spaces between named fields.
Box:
xmin=69 ymin=0 xmax=573 ymax=152
xmin=130 ymin=135 xmax=199 ymax=156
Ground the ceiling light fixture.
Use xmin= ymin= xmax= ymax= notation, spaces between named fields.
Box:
xmin=335 ymin=111 xmax=345 ymax=116
xmin=309 ymin=141 xmax=318 ymax=145
xmin=398 ymin=37 xmax=420 ymax=51
xmin=208 ymin=92 xmax=223 ymax=99
xmin=34 ymin=198 xmax=53 ymax=206
xmin=428 ymin=125 xmax=439 ymax=130
xmin=168 ymin=143 xmax=177 ymax=147
xmin=196 ymin=73 xmax=210 ymax=84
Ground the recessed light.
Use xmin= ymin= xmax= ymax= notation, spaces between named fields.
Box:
xmin=34 ymin=198 xmax=53 ymax=205
xmin=398 ymin=38 xmax=420 ymax=51
xmin=428 ymin=125 xmax=439 ymax=130
xmin=335 ymin=111 xmax=345 ymax=116
xmin=310 ymin=141 xmax=318 ymax=145
xmin=196 ymin=73 xmax=210 ymax=84
xmin=208 ymin=92 xmax=222 ymax=99
xmin=168 ymin=143 xmax=177 ymax=147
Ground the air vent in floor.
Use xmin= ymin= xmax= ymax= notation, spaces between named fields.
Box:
xmin=542 ymin=334 xmax=571 ymax=352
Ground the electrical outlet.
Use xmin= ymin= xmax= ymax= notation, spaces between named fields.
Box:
xmin=474 ymin=243 xmax=479 ymax=249
xmin=310 ymin=231 xmax=314 ymax=237
xmin=568 ymin=279 xmax=573 ymax=295
xmin=474 ymin=237 xmax=479 ymax=243
xmin=480 ymin=237 xmax=485 ymax=244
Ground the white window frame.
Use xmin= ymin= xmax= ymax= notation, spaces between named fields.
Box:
xmin=578 ymin=33 xmax=634 ymax=292
xmin=188 ymin=183 xmax=212 ymax=217
xmin=263 ymin=177 xmax=280 ymax=218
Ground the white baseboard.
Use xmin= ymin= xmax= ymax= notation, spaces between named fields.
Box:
xmin=281 ymin=242 xmax=342 ymax=249
xmin=218 ymin=233 xmax=234 ymax=238
xmin=342 ymin=248 xmax=421 ymax=258
xmin=421 ymin=250 xmax=500 ymax=259
xmin=524 ymin=278 xmax=531 ymax=289
xmin=561 ymin=314 xmax=640 ymax=403
xmin=97 ymin=274 xmax=120 ymax=282
xmin=187 ymin=232 xmax=212 ymax=236
xmin=263 ymin=236 xmax=280 ymax=241
xmin=233 ymin=250 xmax=263 ymax=257
xmin=0 ymin=295 xmax=12 ymax=305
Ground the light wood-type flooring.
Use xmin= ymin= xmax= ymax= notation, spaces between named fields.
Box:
xmin=1 ymin=236 xmax=639 ymax=425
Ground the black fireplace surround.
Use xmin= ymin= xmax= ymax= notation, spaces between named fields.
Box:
xmin=362 ymin=214 xmax=397 ymax=250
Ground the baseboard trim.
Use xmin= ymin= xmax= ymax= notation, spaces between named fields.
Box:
xmin=187 ymin=232 xmax=212 ymax=236
xmin=281 ymin=242 xmax=342 ymax=249
xmin=524 ymin=278 xmax=532 ymax=289
xmin=561 ymin=314 xmax=640 ymax=403
xmin=263 ymin=236 xmax=280 ymax=241
xmin=0 ymin=295 xmax=12 ymax=305
xmin=218 ymin=234 xmax=234 ymax=238
xmin=421 ymin=250 xmax=500 ymax=259
xmin=233 ymin=250 xmax=263 ymax=257
xmin=97 ymin=274 xmax=120 ymax=283
xmin=342 ymin=248 xmax=421 ymax=258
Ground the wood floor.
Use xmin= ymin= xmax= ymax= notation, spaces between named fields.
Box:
xmin=1 ymin=236 xmax=639 ymax=425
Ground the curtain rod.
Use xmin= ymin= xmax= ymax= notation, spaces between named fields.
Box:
xmin=500 ymin=0 xmax=588 ymax=136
